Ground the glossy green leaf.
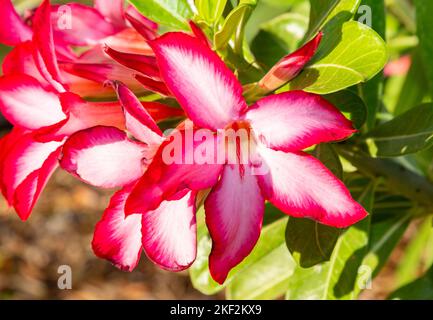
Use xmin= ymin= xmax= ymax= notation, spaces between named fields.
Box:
xmin=305 ymin=0 xmax=339 ymax=41
xmin=284 ymin=144 xmax=343 ymax=269
xmin=356 ymin=0 xmax=386 ymax=129
xmin=214 ymin=0 xmax=257 ymax=52
xmin=196 ymin=0 xmax=227 ymax=24
xmin=285 ymin=181 xmax=375 ymax=300
xmin=323 ymin=90 xmax=367 ymax=129
xmin=414 ymin=0 xmax=433 ymax=97
xmin=304 ymin=0 xmax=360 ymax=42
xmin=395 ymin=217 xmax=433 ymax=288
xmin=190 ymin=208 xmax=295 ymax=299
xmin=128 ymin=0 xmax=193 ymax=30
xmin=313 ymin=143 xmax=343 ymax=178
xmin=389 ymin=266 xmax=433 ymax=300
xmin=351 ymin=214 xmax=411 ymax=298
xmin=189 ymin=213 xmax=225 ymax=295
xmin=286 ymin=21 xmax=388 ymax=94
xmin=226 ymin=218 xmax=296 ymax=300
xmin=285 ymin=218 xmax=341 ymax=268
xmin=251 ymin=12 xmax=308 ymax=69
xmin=366 ymin=103 xmax=433 ymax=157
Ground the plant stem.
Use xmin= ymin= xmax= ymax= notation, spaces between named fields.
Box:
xmin=336 ymin=145 xmax=433 ymax=212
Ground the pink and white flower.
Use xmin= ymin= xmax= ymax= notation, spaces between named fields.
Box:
xmin=59 ymin=83 xmax=195 ymax=272
xmin=121 ymin=31 xmax=368 ymax=283
xmin=0 ymin=0 xmax=164 ymax=98
xmin=0 ymin=0 xmax=182 ymax=220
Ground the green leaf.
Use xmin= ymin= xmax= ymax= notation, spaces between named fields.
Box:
xmin=304 ymin=0 xmax=361 ymax=42
xmin=196 ymin=0 xmax=227 ymax=24
xmin=190 ymin=208 xmax=295 ymax=299
xmin=394 ymin=50 xmax=430 ymax=116
xmin=395 ymin=217 xmax=433 ymax=288
xmin=366 ymin=103 xmax=433 ymax=157
xmin=226 ymin=218 xmax=296 ymax=300
xmin=286 ymin=21 xmax=388 ymax=94
xmin=214 ymin=0 xmax=257 ymax=53
xmin=414 ymin=0 xmax=433 ymax=97
xmin=389 ymin=266 xmax=433 ymax=300
xmin=285 ymin=218 xmax=341 ymax=268
xmin=351 ymin=214 xmax=411 ymax=298
xmin=283 ymin=144 xmax=344 ymax=269
xmin=323 ymin=90 xmax=367 ymax=129
xmin=251 ymin=12 xmax=308 ymax=70
xmin=313 ymin=143 xmax=343 ymax=178
xmin=305 ymin=0 xmax=339 ymax=41
xmin=128 ymin=0 xmax=193 ymax=30
xmin=356 ymin=0 xmax=386 ymax=129
xmin=189 ymin=211 xmax=225 ymax=295
xmin=285 ymin=181 xmax=376 ymax=300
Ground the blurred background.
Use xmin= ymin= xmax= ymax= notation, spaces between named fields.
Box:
xmin=0 ymin=0 xmax=428 ymax=300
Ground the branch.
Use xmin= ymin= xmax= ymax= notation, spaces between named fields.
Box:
xmin=336 ymin=145 xmax=433 ymax=211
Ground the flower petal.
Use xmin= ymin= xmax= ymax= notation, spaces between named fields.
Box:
xmin=0 ymin=74 xmax=66 ymax=130
xmin=142 ymin=102 xmax=184 ymax=123
xmin=142 ymin=190 xmax=197 ymax=271
xmin=258 ymin=32 xmax=322 ymax=92
xmin=125 ymin=5 xmax=157 ymax=31
xmin=60 ymin=126 xmax=147 ymax=188
xmin=59 ymin=60 xmax=141 ymax=89
xmin=114 ymin=82 xmax=164 ymax=147
xmin=257 ymin=147 xmax=368 ymax=228
xmin=124 ymin=6 xmax=158 ymax=41
xmin=1 ymin=131 xmax=62 ymax=220
xmin=125 ymin=124 xmax=223 ymax=215
xmin=0 ymin=128 xmax=27 ymax=199
xmin=189 ymin=21 xmax=211 ymax=48
xmin=104 ymin=46 xmax=160 ymax=79
xmin=94 ymin=0 xmax=126 ymax=28
xmin=35 ymin=92 xmax=125 ymax=141
xmin=104 ymin=28 xmax=153 ymax=55
xmin=135 ymin=74 xmax=171 ymax=97
xmin=246 ymin=91 xmax=355 ymax=152
xmin=51 ymin=3 xmax=120 ymax=46
xmin=33 ymin=0 xmax=64 ymax=89
xmin=0 ymin=0 xmax=32 ymax=46
xmin=13 ymin=147 xmax=60 ymax=220
xmin=152 ymin=32 xmax=247 ymax=130
xmin=205 ymin=164 xmax=264 ymax=284
xmin=92 ymin=186 xmax=143 ymax=271
xmin=2 ymin=41 xmax=52 ymax=88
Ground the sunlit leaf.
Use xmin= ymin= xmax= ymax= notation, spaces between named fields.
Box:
xmin=128 ymin=0 xmax=193 ymax=30
xmin=366 ymin=103 xmax=433 ymax=157
xmin=285 ymin=181 xmax=375 ymax=300
xmin=196 ymin=0 xmax=227 ymax=24
xmin=214 ymin=0 xmax=257 ymax=52
xmin=304 ymin=0 xmax=360 ymax=42
xmin=226 ymin=218 xmax=296 ymax=300
xmin=286 ymin=21 xmax=388 ymax=94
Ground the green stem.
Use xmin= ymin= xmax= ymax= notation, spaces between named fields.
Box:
xmin=386 ymin=0 xmax=416 ymax=33
xmin=336 ymin=145 xmax=433 ymax=212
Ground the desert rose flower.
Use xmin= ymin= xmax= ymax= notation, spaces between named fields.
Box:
xmin=0 ymin=1 xmax=181 ymax=220
xmin=123 ymin=32 xmax=368 ymax=284
xmin=0 ymin=0 xmax=165 ymax=98
xmin=59 ymin=83 xmax=194 ymax=271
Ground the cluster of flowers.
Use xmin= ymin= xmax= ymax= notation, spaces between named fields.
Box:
xmin=0 ymin=0 xmax=367 ymax=284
